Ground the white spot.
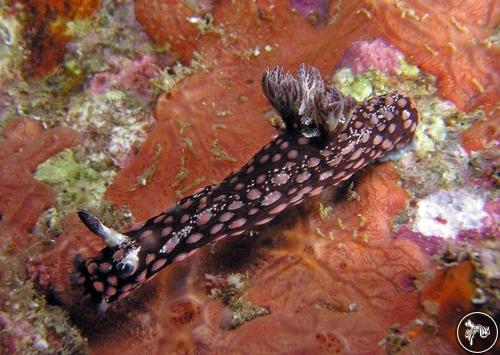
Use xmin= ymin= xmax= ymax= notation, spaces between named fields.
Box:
xmin=413 ymin=190 xmax=488 ymax=239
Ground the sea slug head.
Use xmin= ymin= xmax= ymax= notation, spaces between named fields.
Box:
xmin=72 ymin=210 xmax=144 ymax=311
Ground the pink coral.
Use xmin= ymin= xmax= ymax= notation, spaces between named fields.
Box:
xmin=87 ymin=55 xmax=160 ymax=100
xmin=337 ymin=37 xmax=404 ymax=74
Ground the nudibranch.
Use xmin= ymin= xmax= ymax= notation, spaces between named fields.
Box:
xmin=73 ymin=64 xmax=418 ymax=311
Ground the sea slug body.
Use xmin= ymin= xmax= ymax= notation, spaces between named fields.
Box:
xmin=74 ymin=64 xmax=419 ymax=310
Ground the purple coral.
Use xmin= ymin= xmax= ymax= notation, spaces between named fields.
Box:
xmin=290 ymin=0 xmax=330 ymax=26
xmin=337 ymin=37 xmax=404 ymax=74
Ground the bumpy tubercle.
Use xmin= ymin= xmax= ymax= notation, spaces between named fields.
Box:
xmin=73 ymin=64 xmax=419 ymax=309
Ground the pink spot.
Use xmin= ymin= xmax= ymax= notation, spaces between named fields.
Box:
xmin=229 ymin=218 xmax=247 ymax=229
xmin=93 ymin=281 xmax=105 ymax=293
xmin=145 ymin=254 xmax=155 ymax=265
xmin=262 ymin=191 xmax=282 ymax=206
xmin=308 ymin=186 xmax=324 ymax=196
xmin=214 ymin=194 xmax=227 ymax=202
xmin=273 ymin=173 xmax=290 ymax=185
xmin=353 ymin=158 xmax=366 ymax=169
xmin=256 ymin=174 xmax=267 ymax=184
xmin=234 ymin=182 xmax=245 ymax=191
xmin=151 ymin=258 xmax=167 ymax=272
xmin=231 ymin=230 xmax=245 ymax=236
xmin=333 ymin=171 xmax=346 ymax=180
xmin=161 ymin=226 xmax=173 ymax=237
xmin=163 ymin=215 xmax=174 ymax=224
xmin=87 ymin=263 xmax=98 ymax=274
xmin=106 ymin=287 xmax=117 ymax=296
xmin=381 ymin=138 xmax=393 ymax=149
xmin=154 ymin=214 xmax=164 ymax=223
xmin=181 ymin=199 xmax=193 ymax=209
xmin=187 ymin=233 xmax=203 ymax=244
xmin=260 ymin=154 xmax=270 ymax=163
xmin=403 ymin=119 xmax=412 ymax=129
xmin=210 ymin=223 xmax=224 ymax=234
xmin=370 ymin=116 xmax=379 ymax=125
xmin=130 ymin=221 xmax=145 ymax=231
xmin=197 ymin=211 xmax=212 ymax=225
xmin=280 ymin=141 xmax=289 ymax=150
xmin=135 ymin=270 xmax=147 ymax=282
xmin=163 ymin=236 xmax=179 ymax=253
xmin=350 ymin=147 xmax=363 ymax=160
xmin=272 ymin=153 xmax=282 ymax=162
xmin=287 ymin=187 xmax=298 ymax=195
xmin=172 ymin=253 xmax=189 ymax=263
xmin=287 ymin=150 xmax=299 ymax=159
xmin=140 ymin=230 xmax=153 ymax=240
xmin=320 ymin=170 xmax=334 ymax=181
xmin=246 ymin=166 xmax=255 ymax=174
xmin=219 ymin=212 xmax=234 ymax=222
xmin=248 ymin=208 xmax=259 ymax=215
xmin=298 ymin=137 xmax=309 ymax=145
xmin=373 ymin=135 xmax=383 ymax=145
xmin=328 ymin=156 xmax=342 ymax=166
xmin=290 ymin=194 xmax=303 ymax=204
xmin=295 ymin=171 xmax=311 ymax=183
xmin=341 ymin=142 xmax=355 ymax=155
xmin=107 ymin=275 xmax=118 ymax=286
xmin=229 ymin=176 xmax=238 ymax=184
xmin=247 ymin=188 xmax=262 ymax=200
xmin=180 ymin=214 xmax=190 ymax=224
xmin=320 ymin=149 xmax=333 ymax=157
xmin=410 ymin=122 xmax=417 ymax=132
xmin=117 ymin=291 xmax=130 ymax=301
xmin=269 ymin=203 xmax=288 ymax=214
xmin=214 ymin=234 xmax=228 ymax=242
xmin=388 ymin=123 xmax=396 ymax=133
xmin=298 ymin=186 xmax=314 ymax=195
xmin=228 ymin=201 xmax=244 ymax=210
xmin=99 ymin=262 xmax=111 ymax=273
xmin=307 ymin=157 xmax=321 ymax=168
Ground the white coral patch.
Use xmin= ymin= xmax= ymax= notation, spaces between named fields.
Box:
xmin=413 ymin=190 xmax=488 ymax=239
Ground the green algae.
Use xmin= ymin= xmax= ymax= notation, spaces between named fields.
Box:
xmin=35 ymin=148 xmax=111 ymax=214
